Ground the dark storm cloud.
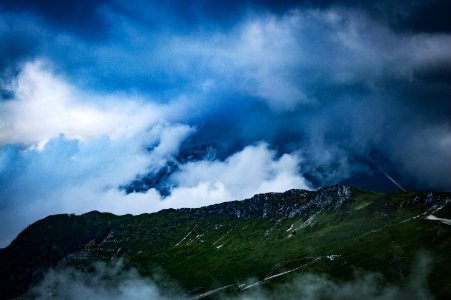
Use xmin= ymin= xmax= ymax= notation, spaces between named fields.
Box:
xmin=0 ymin=12 xmax=42 ymax=98
xmin=414 ymin=61 xmax=451 ymax=85
xmin=2 ymin=0 xmax=450 ymax=39
xmin=136 ymin=0 xmax=451 ymax=34
xmin=401 ymin=0 xmax=451 ymax=33
xmin=0 ymin=0 xmax=110 ymax=39
xmin=0 ymin=0 xmax=448 ymax=95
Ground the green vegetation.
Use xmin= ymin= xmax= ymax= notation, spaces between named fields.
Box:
xmin=1 ymin=186 xmax=450 ymax=299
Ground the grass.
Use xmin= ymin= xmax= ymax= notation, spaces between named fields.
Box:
xmin=1 ymin=188 xmax=451 ymax=299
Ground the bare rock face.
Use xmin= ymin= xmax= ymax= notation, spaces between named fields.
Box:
xmin=181 ymin=184 xmax=353 ymax=221
xmin=312 ymin=185 xmax=352 ymax=210
xmin=408 ymin=192 xmax=451 ymax=209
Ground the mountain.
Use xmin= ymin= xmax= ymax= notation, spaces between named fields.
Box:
xmin=1 ymin=185 xmax=451 ymax=299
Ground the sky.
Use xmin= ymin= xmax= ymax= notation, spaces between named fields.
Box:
xmin=0 ymin=0 xmax=450 ymax=247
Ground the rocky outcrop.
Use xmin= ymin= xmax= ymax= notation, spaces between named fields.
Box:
xmin=408 ymin=192 xmax=451 ymax=208
xmin=181 ymin=185 xmax=353 ymax=220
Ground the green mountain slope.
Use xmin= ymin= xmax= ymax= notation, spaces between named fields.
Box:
xmin=1 ymin=185 xmax=451 ymax=299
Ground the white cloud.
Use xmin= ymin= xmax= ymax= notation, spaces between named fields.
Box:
xmin=226 ymin=14 xmax=311 ymax=110
xmin=0 ymin=123 xmax=193 ymax=246
xmin=0 ymin=60 xmax=163 ymax=146
xmin=167 ymin=12 xmax=312 ymax=110
xmin=0 ymin=61 xmax=197 ymax=246
xmin=161 ymin=143 xmax=310 ymax=208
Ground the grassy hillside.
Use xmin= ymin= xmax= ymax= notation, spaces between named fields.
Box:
xmin=1 ymin=185 xmax=451 ymax=299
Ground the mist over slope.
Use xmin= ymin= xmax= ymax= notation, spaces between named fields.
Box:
xmin=24 ymin=255 xmax=433 ymax=300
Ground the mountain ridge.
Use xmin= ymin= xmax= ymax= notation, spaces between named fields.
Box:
xmin=1 ymin=185 xmax=451 ymax=299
